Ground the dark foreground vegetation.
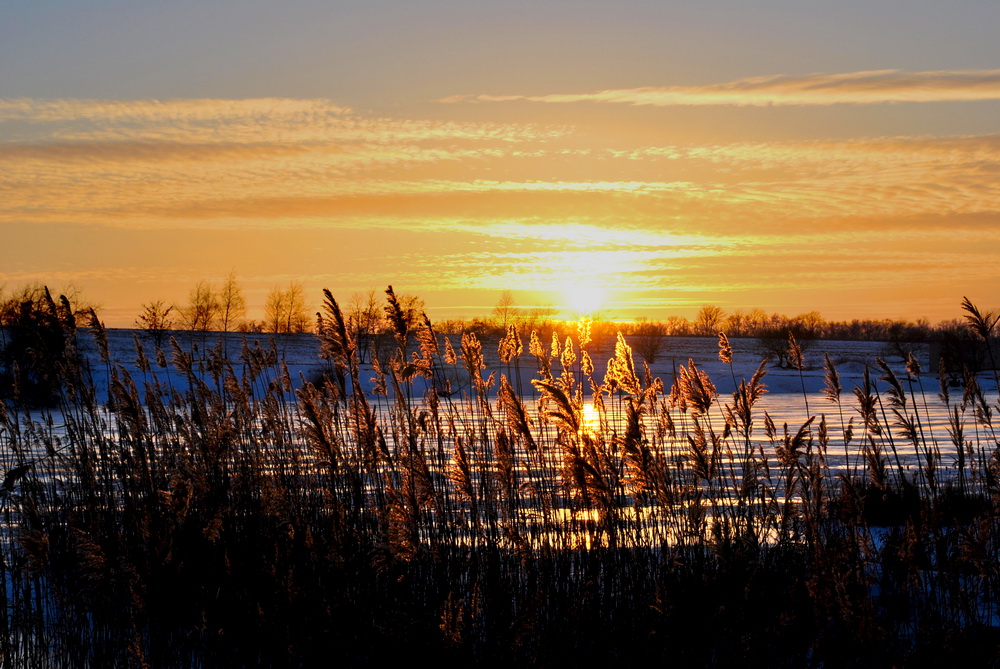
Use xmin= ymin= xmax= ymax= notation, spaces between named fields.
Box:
xmin=0 ymin=287 xmax=999 ymax=666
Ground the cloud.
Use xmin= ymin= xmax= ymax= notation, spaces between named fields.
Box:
xmin=4 ymin=95 xmax=1000 ymax=244
xmin=0 ymin=141 xmax=319 ymax=163
xmin=443 ymin=69 xmax=1000 ymax=107
xmin=0 ymin=98 xmax=353 ymax=127
xmin=0 ymin=97 xmax=566 ymax=144
xmin=619 ymin=135 xmax=1000 ymax=166
xmin=5 ymin=94 xmax=998 ymax=325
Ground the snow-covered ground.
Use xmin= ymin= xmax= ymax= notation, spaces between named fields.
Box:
xmin=71 ymin=328 xmax=967 ymax=402
xmin=66 ymin=329 xmax=998 ymax=477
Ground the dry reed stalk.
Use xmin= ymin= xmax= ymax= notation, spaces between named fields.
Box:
xmin=4 ymin=292 xmax=1000 ymax=665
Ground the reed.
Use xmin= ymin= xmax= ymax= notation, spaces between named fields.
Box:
xmin=0 ymin=291 xmax=998 ymax=666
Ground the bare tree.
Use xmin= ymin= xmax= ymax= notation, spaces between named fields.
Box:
xmin=1 ymin=282 xmax=98 ymax=326
xmin=631 ymin=318 xmax=668 ymax=365
xmin=264 ymin=287 xmax=288 ymax=334
xmin=521 ymin=305 xmax=558 ymax=340
xmin=135 ymin=301 xmax=174 ymax=348
xmin=725 ymin=310 xmax=750 ymax=337
xmin=695 ymin=305 xmax=726 ymax=335
xmin=396 ymin=292 xmax=426 ymax=332
xmin=285 ymin=283 xmax=309 ymax=334
xmin=757 ymin=328 xmax=791 ymax=368
xmin=218 ymin=272 xmax=246 ymax=334
xmin=744 ymin=308 xmax=769 ymax=336
xmin=664 ymin=316 xmax=691 ymax=336
xmin=756 ymin=317 xmax=814 ymax=368
xmin=492 ymin=290 xmax=516 ymax=333
xmin=792 ymin=311 xmax=825 ymax=339
xmin=347 ymin=289 xmax=383 ymax=363
xmin=264 ymin=283 xmax=310 ymax=334
xmin=180 ymin=281 xmax=220 ymax=331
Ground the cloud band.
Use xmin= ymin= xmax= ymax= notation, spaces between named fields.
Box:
xmin=443 ymin=69 xmax=1000 ymax=106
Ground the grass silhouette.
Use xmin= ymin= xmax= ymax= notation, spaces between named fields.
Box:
xmin=0 ymin=289 xmax=998 ymax=666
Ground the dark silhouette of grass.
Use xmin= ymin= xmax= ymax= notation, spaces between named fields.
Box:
xmin=0 ymin=290 xmax=998 ymax=666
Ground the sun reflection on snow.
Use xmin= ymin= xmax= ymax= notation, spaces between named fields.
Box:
xmin=580 ymin=402 xmax=600 ymax=434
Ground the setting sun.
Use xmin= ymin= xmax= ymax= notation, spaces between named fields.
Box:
xmin=564 ymin=283 xmax=607 ymax=316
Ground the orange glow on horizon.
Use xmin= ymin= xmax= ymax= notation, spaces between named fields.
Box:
xmin=3 ymin=91 xmax=998 ymax=327
xmin=562 ymin=283 xmax=608 ymax=318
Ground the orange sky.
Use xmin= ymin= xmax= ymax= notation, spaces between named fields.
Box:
xmin=3 ymin=3 xmax=1000 ymax=326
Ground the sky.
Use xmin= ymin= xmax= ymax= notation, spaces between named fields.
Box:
xmin=2 ymin=0 xmax=1000 ymax=327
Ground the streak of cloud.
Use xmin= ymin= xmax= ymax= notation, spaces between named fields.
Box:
xmin=0 ymin=97 xmax=566 ymax=144
xmin=0 ymin=141 xmax=319 ymax=163
xmin=3 ymin=94 xmax=1000 ymax=324
xmin=443 ymin=69 xmax=1000 ymax=107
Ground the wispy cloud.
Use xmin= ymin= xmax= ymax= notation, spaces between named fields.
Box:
xmin=4 ymin=94 xmax=1000 ymax=323
xmin=0 ymin=141 xmax=319 ymax=163
xmin=443 ymin=69 xmax=1000 ymax=107
xmin=5 ymin=111 xmax=1000 ymax=237
xmin=0 ymin=97 xmax=565 ymax=144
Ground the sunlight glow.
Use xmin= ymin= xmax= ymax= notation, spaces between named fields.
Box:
xmin=580 ymin=402 xmax=600 ymax=435
xmin=564 ymin=283 xmax=607 ymax=316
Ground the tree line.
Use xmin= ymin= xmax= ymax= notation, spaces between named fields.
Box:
xmin=1 ymin=280 xmax=990 ymax=350
xmin=148 ymin=284 xmax=995 ymax=372
xmin=1 ymin=282 xmax=996 ymax=405
xmin=135 ymin=273 xmax=311 ymax=338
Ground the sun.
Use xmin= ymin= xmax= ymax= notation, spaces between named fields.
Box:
xmin=564 ymin=283 xmax=607 ymax=317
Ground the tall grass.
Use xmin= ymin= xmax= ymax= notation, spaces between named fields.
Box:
xmin=0 ymin=289 xmax=998 ymax=666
